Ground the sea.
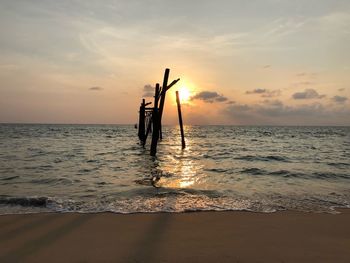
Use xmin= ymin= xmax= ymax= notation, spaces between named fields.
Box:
xmin=0 ymin=124 xmax=349 ymax=214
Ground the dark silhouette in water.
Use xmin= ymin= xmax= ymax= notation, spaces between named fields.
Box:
xmin=150 ymin=84 xmax=161 ymax=156
xmin=158 ymin=68 xmax=169 ymax=140
xmin=138 ymin=99 xmax=145 ymax=141
xmin=176 ymin=90 xmax=186 ymax=149
xmin=137 ymin=68 xmax=182 ymax=156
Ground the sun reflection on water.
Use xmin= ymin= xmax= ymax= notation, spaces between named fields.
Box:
xmin=158 ymin=158 xmax=199 ymax=189
xmin=155 ymin=128 xmax=205 ymax=189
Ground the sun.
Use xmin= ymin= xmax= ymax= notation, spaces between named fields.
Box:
xmin=178 ymin=86 xmax=191 ymax=102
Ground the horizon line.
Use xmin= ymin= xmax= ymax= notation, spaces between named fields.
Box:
xmin=1 ymin=122 xmax=349 ymax=127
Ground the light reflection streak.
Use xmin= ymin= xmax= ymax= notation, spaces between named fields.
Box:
xmin=159 ymin=159 xmax=199 ymax=189
xmin=156 ymin=128 xmax=204 ymax=189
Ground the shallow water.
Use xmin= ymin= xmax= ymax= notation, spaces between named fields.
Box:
xmin=0 ymin=124 xmax=349 ymax=214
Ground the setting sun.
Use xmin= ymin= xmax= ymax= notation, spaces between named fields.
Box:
xmin=178 ymin=86 xmax=191 ymax=102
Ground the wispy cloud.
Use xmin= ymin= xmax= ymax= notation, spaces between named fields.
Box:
xmin=246 ymin=88 xmax=266 ymax=94
xmin=292 ymin=89 xmax=325 ymax=99
xmin=296 ymin=72 xmax=317 ymax=77
xmin=332 ymin=95 xmax=348 ymax=103
xmin=293 ymin=81 xmax=314 ymax=86
xmin=246 ymin=88 xmax=281 ymax=97
xmin=89 ymin=86 xmax=103 ymax=91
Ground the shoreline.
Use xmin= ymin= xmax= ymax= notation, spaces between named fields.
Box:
xmin=1 ymin=210 xmax=349 ymax=262
xmin=0 ymin=206 xmax=349 ymax=216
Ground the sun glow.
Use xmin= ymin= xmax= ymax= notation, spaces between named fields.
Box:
xmin=178 ymin=86 xmax=191 ymax=102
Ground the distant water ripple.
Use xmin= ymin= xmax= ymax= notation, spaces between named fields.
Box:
xmin=0 ymin=124 xmax=349 ymax=214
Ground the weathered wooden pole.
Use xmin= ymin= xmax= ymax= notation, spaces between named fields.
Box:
xmin=176 ymin=91 xmax=186 ymax=149
xmin=141 ymin=102 xmax=152 ymax=147
xmin=138 ymin=99 xmax=145 ymax=142
xmin=150 ymin=84 xmax=161 ymax=156
xmin=143 ymin=117 xmax=152 ymax=147
xmin=158 ymin=68 xmax=170 ymax=140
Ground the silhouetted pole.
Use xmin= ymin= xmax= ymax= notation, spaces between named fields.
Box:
xmin=176 ymin=91 xmax=186 ymax=149
xmin=158 ymin=68 xmax=170 ymax=140
xmin=143 ymin=118 xmax=152 ymax=147
xmin=138 ymin=99 xmax=145 ymax=142
xmin=150 ymin=84 xmax=160 ymax=156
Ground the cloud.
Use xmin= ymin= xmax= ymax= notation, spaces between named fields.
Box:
xmin=296 ymin=72 xmax=307 ymax=77
xmin=228 ymin=104 xmax=251 ymax=112
xmin=223 ymin=100 xmax=350 ymax=125
xmin=246 ymin=88 xmax=266 ymax=94
xmin=293 ymin=81 xmax=314 ymax=86
xmin=332 ymin=95 xmax=348 ymax=103
xmin=262 ymin=90 xmax=281 ymax=98
xmin=246 ymin=88 xmax=281 ymax=97
xmin=290 ymin=81 xmax=316 ymax=90
xmin=89 ymin=86 xmax=103 ymax=91
xmin=338 ymin=88 xmax=345 ymax=92
xmin=191 ymin=91 xmax=228 ymax=103
xmin=262 ymin=99 xmax=283 ymax=107
xmin=296 ymin=72 xmax=317 ymax=78
xmin=292 ymin=89 xmax=325 ymax=99
xmin=143 ymin=84 xmax=154 ymax=97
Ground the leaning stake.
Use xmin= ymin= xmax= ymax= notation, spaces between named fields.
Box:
xmin=158 ymin=68 xmax=170 ymax=140
xmin=150 ymin=84 xmax=160 ymax=156
xmin=176 ymin=91 xmax=186 ymax=149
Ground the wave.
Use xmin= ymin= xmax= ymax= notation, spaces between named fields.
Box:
xmin=240 ymin=168 xmax=301 ymax=178
xmin=29 ymin=177 xmax=73 ymax=185
xmin=0 ymin=192 xmax=349 ymax=215
xmin=204 ymin=168 xmax=230 ymax=173
xmin=327 ymin=162 xmax=350 ymax=168
xmin=0 ymin=196 xmax=48 ymax=207
xmin=1 ymin=175 xmax=19 ymax=181
xmin=240 ymin=168 xmax=350 ymax=180
xmin=235 ymin=155 xmax=289 ymax=162
xmin=312 ymin=172 xmax=350 ymax=180
xmin=240 ymin=168 xmax=265 ymax=175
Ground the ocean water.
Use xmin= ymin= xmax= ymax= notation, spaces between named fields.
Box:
xmin=0 ymin=124 xmax=349 ymax=214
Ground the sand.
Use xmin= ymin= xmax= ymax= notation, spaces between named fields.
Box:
xmin=1 ymin=210 xmax=350 ymax=262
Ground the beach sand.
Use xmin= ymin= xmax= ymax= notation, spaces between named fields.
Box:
xmin=1 ymin=210 xmax=349 ymax=262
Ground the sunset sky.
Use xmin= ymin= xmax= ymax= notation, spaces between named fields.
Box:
xmin=1 ymin=0 xmax=349 ymax=125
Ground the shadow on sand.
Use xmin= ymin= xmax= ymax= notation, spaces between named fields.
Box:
xmin=0 ymin=214 xmax=94 ymax=262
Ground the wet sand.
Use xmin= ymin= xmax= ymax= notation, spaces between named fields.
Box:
xmin=1 ymin=210 xmax=350 ymax=262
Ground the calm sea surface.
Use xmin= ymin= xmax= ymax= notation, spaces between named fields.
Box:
xmin=0 ymin=124 xmax=349 ymax=214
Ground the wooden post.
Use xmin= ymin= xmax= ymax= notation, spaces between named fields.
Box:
xmin=158 ymin=68 xmax=170 ymax=140
xmin=138 ymin=99 xmax=145 ymax=142
xmin=176 ymin=91 xmax=186 ymax=149
xmin=150 ymin=84 xmax=160 ymax=156
xmin=143 ymin=117 xmax=152 ymax=147
xmin=141 ymin=102 xmax=152 ymax=147
xmin=136 ymin=68 xmax=180 ymax=153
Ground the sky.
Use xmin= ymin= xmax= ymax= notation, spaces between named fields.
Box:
xmin=0 ymin=0 xmax=349 ymax=125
